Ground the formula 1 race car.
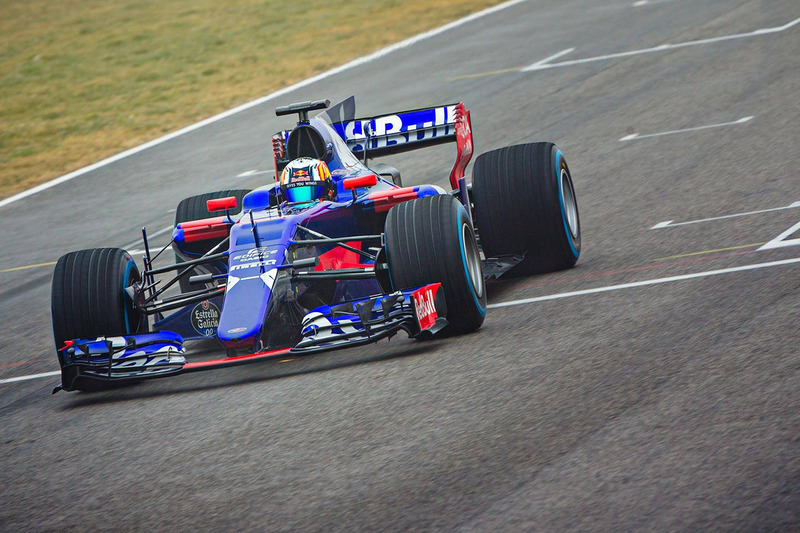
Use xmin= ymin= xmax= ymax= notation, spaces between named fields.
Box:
xmin=50 ymin=96 xmax=581 ymax=392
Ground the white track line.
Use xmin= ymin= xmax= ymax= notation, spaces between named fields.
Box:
xmin=0 ymin=0 xmax=528 ymax=211
xmin=123 ymin=225 xmax=173 ymax=250
xmin=237 ymin=170 xmax=272 ymax=178
xmin=521 ymin=48 xmax=575 ymax=71
xmin=488 ymin=257 xmax=800 ymax=309
xmin=525 ymin=16 xmax=800 ymax=71
xmin=633 ymin=0 xmax=678 ymax=6
xmin=620 ymin=116 xmax=753 ymax=141
xmin=758 ymin=221 xmax=800 ymax=250
xmin=5 ymin=256 xmax=800 ymax=386
xmin=651 ymin=201 xmax=800 ymax=229
xmin=0 ymin=371 xmax=61 ymax=385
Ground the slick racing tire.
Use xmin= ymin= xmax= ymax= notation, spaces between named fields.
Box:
xmin=385 ymin=195 xmax=486 ymax=334
xmin=174 ymin=189 xmax=251 ymax=293
xmin=51 ymin=248 xmax=145 ymax=391
xmin=472 ymin=142 xmax=580 ymax=276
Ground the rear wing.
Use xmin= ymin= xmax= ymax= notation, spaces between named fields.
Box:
xmin=273 ymin=103 xmax=474 ymax=191
xmin=331 ymin=103 xmax=473 ymax=190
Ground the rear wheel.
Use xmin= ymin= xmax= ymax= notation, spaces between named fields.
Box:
xmin=385 ymin=195 xmax=486 ymax=333
xmin=472 ymin=142 xmax=580 ymax=275
xmin=51 ymin=248 xmax=145 ymax=391
xmin=174 ymin=189 xmax=251 ymax=292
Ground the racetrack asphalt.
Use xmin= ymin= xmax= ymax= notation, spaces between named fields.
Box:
xmin=1 ymin=0 xmax=798 ymax=530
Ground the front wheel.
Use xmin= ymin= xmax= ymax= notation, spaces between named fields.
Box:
xmin=51 ymin=248 xmax=146 ymax=391
xmin=384 ymin=195 xmax=486 ymax=333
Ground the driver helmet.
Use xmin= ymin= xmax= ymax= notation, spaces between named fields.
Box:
xmin=279 ymin=157 xmax=333 ymax=204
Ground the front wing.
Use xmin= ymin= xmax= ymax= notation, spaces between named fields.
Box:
xmin=55 ymin=284 xmax=447 ymax=392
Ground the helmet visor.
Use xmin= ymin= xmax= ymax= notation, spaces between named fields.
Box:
xmin=285 ymin=183 xmax=325 ymax=203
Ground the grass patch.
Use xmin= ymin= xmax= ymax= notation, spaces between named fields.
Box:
xmin=0 ymin=0 xmax=504 ymax=200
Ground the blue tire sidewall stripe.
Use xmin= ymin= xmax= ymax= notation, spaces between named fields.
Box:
xmin=555 ymin=149 xmax=580 ymax=259
xmin=457 ymin=205 xmax=486 ymax=316
xmin=122 ymin=259 xmax=136 ymax=334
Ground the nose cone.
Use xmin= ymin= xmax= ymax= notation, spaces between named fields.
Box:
xmin=217 ymin=208 xmax=305 ymax=352
xmin=217 ymin=268 xmax=279 ymax=351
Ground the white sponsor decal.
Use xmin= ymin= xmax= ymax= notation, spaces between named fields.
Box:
xmin=343 ymin=106 xmax=457 ymax=151
xmin=226 ymin=269 xmax=278 ymax=291
xmin=415 ymin=288 xmax=436 ymax=319
xmin=232 ymin=247 xmax=279 ymax=262
xmin=373 ymin=115 xmax=403 ymax=137
xmin=260 ymin=268 xmax=278 ymax=289
xmin=230 ymin=260 xmax=277 ymax=271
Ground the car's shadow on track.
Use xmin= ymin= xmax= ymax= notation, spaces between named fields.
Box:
xmin=484 ymin=264 xmax=585 ymax=303
xmin=485 ymin=278 xmax=525 ymax=302
xmin=58 ymin=338 xmax=442 ymax=409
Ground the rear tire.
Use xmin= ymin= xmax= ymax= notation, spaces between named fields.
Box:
xmin=174 ymin=189 xmax=251 ymax=292
xmin=472 ymin=142 xmax=580 ymax=275
xmin=385 ymin=195 xmax=486 ymax=333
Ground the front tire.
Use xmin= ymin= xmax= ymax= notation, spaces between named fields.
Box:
xmin=51 ymin=248 xmax=145 ymax=351
xmin=51 ymin=248 xmax=146 ymax=391
xmin=385 ymin=195 xmax=486 ymax=333
xmin=472 ymin=142 xmax=580 ymax=275
xmin=50 ymin=248 xmax=147 ymax=386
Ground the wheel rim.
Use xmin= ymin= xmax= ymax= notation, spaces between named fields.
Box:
xmin=461 ymin=222 xmax=484 ymax=298
xmin=122 ymin=260 xmax=143 ymax=334
xmin=560 ymin=169 xmax=579 ymax=239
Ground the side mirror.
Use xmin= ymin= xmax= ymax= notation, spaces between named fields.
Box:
xmin=342 ymin=174 xmax=378 ymax=190
xmin=342 ymin=174 xmax=378 ymax=201
xmin=207 ymin=196 xmax=238 ymax=213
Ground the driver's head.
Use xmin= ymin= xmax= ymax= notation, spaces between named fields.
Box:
xmin=279 ymin=157 xmax=333 ymax=204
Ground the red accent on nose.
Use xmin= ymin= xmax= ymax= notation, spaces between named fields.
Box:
xmin=182 ymin=348 xmax=292 ymax=370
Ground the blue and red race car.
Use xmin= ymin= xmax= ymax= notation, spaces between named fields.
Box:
xmin=50 ymin=96 xmax=581 ymax=392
